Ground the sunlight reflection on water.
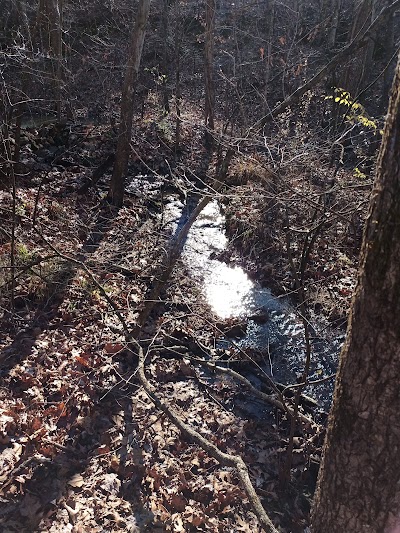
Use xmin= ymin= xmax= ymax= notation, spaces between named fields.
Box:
xmin=204 ymin=264 xmax=254 ymax=319
xmin=178 ymin=200 xmax=264 ymax=318
xmin=164 ymin=197 xmax=341 ymax=409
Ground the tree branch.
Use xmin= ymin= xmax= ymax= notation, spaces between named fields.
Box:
xmin=252 ymin=0 xmax=400 ymax=131
xmin=137 ymin=344 xmax=279 ymax=533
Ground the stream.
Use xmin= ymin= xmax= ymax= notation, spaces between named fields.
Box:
xmin=165 ymin=197 xmax=343 ymax=411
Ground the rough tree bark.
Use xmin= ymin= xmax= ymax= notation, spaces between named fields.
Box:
xmin=34 ymin=0 xmax=64 ymax=118
xmin=311 ymin=52 xmax=400 ymax=532
xmin=204 ymin=0 xmax=216 ymax=149
xmin=340 ymin=0 xmax=377 ymax=98
xmin=108 ymin=0 xmax=151 ymax=207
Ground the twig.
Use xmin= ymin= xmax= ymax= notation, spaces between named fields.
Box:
xmin=137 ymin=344 xmax=278 ymax=533
xmin=190 ymin=356 xmax=316 ymax=427
xmin=31 ymin=225 xmax=131 ymax=336
xmin=283 ymin=373 xmax=336 ymax=389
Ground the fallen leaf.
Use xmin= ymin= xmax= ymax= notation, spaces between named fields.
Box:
xmin=67 ymin=474 xmax=85 ymax=488
xmin=104 ymin=342 xmax=124 ymax=354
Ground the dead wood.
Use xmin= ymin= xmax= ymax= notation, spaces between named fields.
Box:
xmin=132 ymin=149 xmax=233 ymax=337
xmin=137 ymin=344 xmax=279 ymax=533
xmin=78 ymin=153 xmax=116 ymax=194
xmin=191 ymin=357 xmax=317 ymax=427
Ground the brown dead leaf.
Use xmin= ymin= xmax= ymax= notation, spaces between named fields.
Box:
xmin=171 ymin=514 xmax=185 ymax=532
xmin=187 ymin=510 xmax=206 ymax=527
xmin=104 ymin=342 xmax=124 ymax=354
xmin=75 ymin=355 xmax=92 ymax=368
xmin=67 ymin=473 xmax=85 ymax=488
xmin=99 ymin=473 xmax=121 ymax=495
xmin=179 ymin=360 xmax=195 ymax=377
xmin=0 ymin=442 xmax=23 ymax=483
xmin=110 ymin=455 xmax=120 ymax=472
xmin=96 ymin=444 xmax=110 ymax=455
xmin=0 ymin=409 xmax=17 ymax=440
xmin=169 ymin=493 xmax=187 ymax=513
xmin=235 ymin=515 xmax=256 ymax=531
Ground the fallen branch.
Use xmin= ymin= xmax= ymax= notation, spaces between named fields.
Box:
xmin=191 ymin=357 xmax=317 ymax=427
xmin=78 ymin=153 xmax=116 ymax=194
xmin=160 ymin=315 xmax=320 ymax=419
xmin=133 ymin=149 xmax=233 ymax=336
xmin=136 ymin=344 xmax=279 ymax=533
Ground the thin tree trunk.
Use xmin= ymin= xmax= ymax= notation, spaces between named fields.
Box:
xmin=263 ymin=0 xmax=275 ymax=113
xmin=328 ymin=0 xmax=341 ymax=48
xmin=12 ymin=0 xmax=31 ymax=163
xmin=174 ymin=0 xmax=182 ymax=153
xmin=108 ymin=0 xmax=151 ymax=207
xmin=33 ymin=0 xmax=64 ymax=118
xmin=204 ymin=0 xmax=216 ymax=149
xmin=49 ymin=0 xmax=63 ymax=120
xmin=160 ymin=0 xmax=170 ymax=114
xmin=320 ymin=0 xmax=341 ymax=49
xmin=340 ymin=0 xmax=376 ymax=98
xmin=381 ymin=0 xmax=395 ymax=107
xmin=311 ymin=51 xmax=400 ymax=532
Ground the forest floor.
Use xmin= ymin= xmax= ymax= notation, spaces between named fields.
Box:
xmin=0 ymin=104 xmax=371 ymax=532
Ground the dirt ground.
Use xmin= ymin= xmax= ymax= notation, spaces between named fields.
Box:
xmin=0 ymin=96 xmax=372 ymax=532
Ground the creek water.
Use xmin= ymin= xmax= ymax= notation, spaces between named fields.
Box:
xmin=165 ymin=197 xmax=343 ymax=411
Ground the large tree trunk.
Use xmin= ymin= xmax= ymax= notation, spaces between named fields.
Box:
xmin=108 ymin=0 xmax=151 ymax=207
xmin=311 ymin=52 xmax=400 ymax=532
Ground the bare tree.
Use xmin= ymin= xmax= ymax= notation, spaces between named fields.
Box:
xmin=340 ymin=0 xmax=378 ymax=98
xmin=262 ymin=0 xmax=275 ymax=112
xmin=108 ymin=0 xmax=151 ymax=208
xmin=311 ymin=51 xmax=400 ymax=532
xmin=324 ymin=0 xmax=342 ymax=48
xmin=34 ymin=0 xmax=64 ymax=118
xmin=204 ymin=0 xmax=216 ymax=149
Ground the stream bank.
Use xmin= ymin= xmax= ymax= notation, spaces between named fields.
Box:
xmin=164 ymin=195 xmax=343 ymax=411
xmin=0 ymin=112 xmax=362 ymax=532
